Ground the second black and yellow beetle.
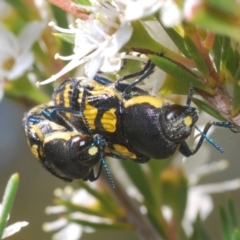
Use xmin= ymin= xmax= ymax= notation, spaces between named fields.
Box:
xmin=23 ymin=103 xmax=112 ymax=183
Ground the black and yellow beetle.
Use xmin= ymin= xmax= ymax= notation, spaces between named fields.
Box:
xmin=23 ymin=103 xmax=112 ymax=182
xmin=23 ymin=60 xmax=235 ymax=186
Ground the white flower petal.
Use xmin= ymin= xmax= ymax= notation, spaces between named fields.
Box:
xmin=43 ymin=218 xmax=67 ymax=232
xmin=160 ymin=0 xmax=183 ymax=27
xmin=182 ymin=188 xmax=213 ymax=236
xmin=120 ymin=0 xmax=164 ymax=21
xmin=104 ymin=23 xmax=133 ymax=57
xmin=45 ymin=205 xmax=67 ymax=215
xmin=52 ymin=223 xmax=82 ymax=240
xmin=2 ymin=221 xmax=28 ymax=239
xmin=7 ymin=53 xmax=34 ymax=80
xmin=0 ymin=21 xmax=44 ymax=83
xmin=70 ymin=189 xmax=97 ymax=206
xmin=18 ymin=21 xmax=46 ymax=54
xmin=196 ymin=179 xmax=240 ymax=194
xmin=0 ymin=23 xmax=18 ymax=59
xmin=161 ymin=205 xmax=173 ymax=222
xmin=99 ymin=55 xmax=122 ymax=73
xmin=70 ymin=212 xmax=113 ymax=224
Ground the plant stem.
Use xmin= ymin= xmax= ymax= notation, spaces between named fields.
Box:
xmin=101 ymin=173 xmax=164 ymax=240
xmin=47 ymin=0 xmax=89 ymax=19
xmin=197 ymin=86 xmax=240 ymax=130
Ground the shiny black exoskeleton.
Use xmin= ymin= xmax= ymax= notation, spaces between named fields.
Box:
xmin=23 ymin=104 xmax=106 ymax=182
xmin=23 ymin=60 xmax=236 ymax=186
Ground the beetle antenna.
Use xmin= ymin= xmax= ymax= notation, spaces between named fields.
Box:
xmin=101 ymin=156 xmax=115 ymax=188
xmin=93 ymin=134 xmax=115 ymax=188
xmin=195 ymin=125 xmax=223 ymax=153
xmin=186 ymin=83 xmax=193 ymax=106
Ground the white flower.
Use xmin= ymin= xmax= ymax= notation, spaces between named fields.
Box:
xmin=37 ymin=0 xmax=205 ymax=86
xmin=39 ymin=1 xmax=134 ymax=85
xmin=160 ymin=0 xmax=183 ymax=27
xmin=116 ymin=0 xmax=164 ymax=22
xmin=0 ymin=20 xmax=45 ymax=100
xmin=182 ymin=178 xmax=240 ymax=236
xmin=181 ymin=147 xmax=240 ymax=237
xmin=0 ymin=204 xmax=28 ymax=239
xmin=43 ymin=219 xmax=86 ymax=240
xmin=43 ymin=186 xmax=113 ymax=240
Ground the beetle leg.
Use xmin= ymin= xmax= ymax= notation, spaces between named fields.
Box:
xmin=83 ymin=161 xmax=103 ymax=182
xmin=115 ymin=59 xmax=154 ymax=93
xmin=180 ymin=121 xmax=237 ymax=156
xmin=93 ymin=75 xmax=113 ymax=85
xmin=42 ymin=106 xmax=82 ymax=130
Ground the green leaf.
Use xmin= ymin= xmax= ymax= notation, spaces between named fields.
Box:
xmin=222 ymin=38 xmax=239 ymax=79
xmin=161 ymin=166 xmax=188 ymax=222
xmin=119 ymin=161 xmax=155 ymax=206
xmin=192 ymin=98 xmax=226 ymax=121
xmin=119 ymin=160 xmax=168 ymax=237
xmin=0 ymin=174 xmax=20 ymax=239
xmin=53 ymin=33 xmax=75 ymax=45
xmin=233 ymin=229 xmax=240 ymax=240
xmin=149 ymin=54 xmax=215 ymax=95
xmin=190 ymin=215 xmax=211 ymax=240
xmin=147 ymin=158 xmax=171 ymax=204
xmin=74 ymin=0 xmax=91 ymax=5
xmin=69 ymin=218 xmax=133 ymax=230
xmin=212 ymin=35 xmax=223 ymax=73
xmin=219 ymin=206 xmax=232 ymax=240
xmin=160 ymin=74 xmax=189 ymax=96
xmin=184 ymin=35 xmax=210 ymax=77
xmin=51 ymin=5 xmax=73 ymax=56
xmin=190 ymin=8 xmax=240 ymax=42
xmin=160 ymin=25 xmax=190 ymax=58
xmin=6 ymin=0 xmax=31 ymax=20
xmin=232 ymin=65 xmax=240 ymax=116
xmin=207 ymin=0 xmax=239 ymax=15
xmin=227 ymin=197 xmax=239 ymax=229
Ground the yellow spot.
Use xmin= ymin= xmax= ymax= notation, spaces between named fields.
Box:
xmin=113 ymin=144 xmax=137 ymax=159
xmin=88 ymin=146 xmax=98 ymax=156
xmin=184 ymin=116 xmax=193 ymax=126
xmin=63 ymin=84 xmax=72 ymax=107
xmin=31 ymin=144 xmax=39 ymax=159
xmin=32 ymin=125 xmax=44 ymax=141
xmin=44 ymin=131 xmax=79 ymax=144
xmin=65 ymin=112 xmax=71 ymax=119
xmin=55 ymin=93 xmax=61 ymax=105
xmin=83 ymin=103 xmax=98 ymax=130
xmin=88 ymin=82 xmax=123 ymax=101
xmin=124 ymin=96 xmax=171 ymax=108
xmin=101 ymin=108 xmax=116 ymax=132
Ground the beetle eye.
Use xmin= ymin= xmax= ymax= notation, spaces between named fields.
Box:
xmin=165 ymin=105 xmax=184 ymax=121
xmin=71 ymin=135 xmax=92 ymax=154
